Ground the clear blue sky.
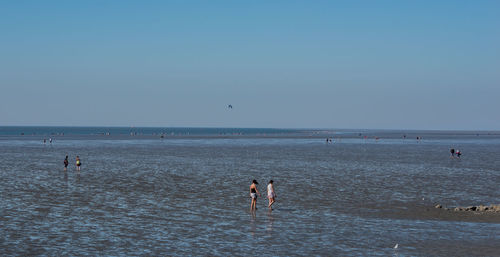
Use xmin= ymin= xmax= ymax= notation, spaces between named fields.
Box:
xmin=1 ymin=1 xmax=499 ymax=130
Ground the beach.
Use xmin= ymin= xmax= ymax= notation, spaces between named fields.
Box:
xmin=0 ymin=128 xmax=499 ymax=256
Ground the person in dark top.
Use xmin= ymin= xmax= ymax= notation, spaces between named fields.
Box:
xmin=450 ymin=148 xmax=455 ymax=158
xmin=249 ymin=180 xmax=261 ymax=211
xmin=456 ymin=150 xmax=462 ymax=158
xmin=64 ymin=155 xmax=69 ymax=171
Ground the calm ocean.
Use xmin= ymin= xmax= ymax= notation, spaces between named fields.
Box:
xmin=1 ymin=127 xmax=499 ymax=256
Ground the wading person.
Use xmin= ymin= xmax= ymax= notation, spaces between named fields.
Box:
xmin=64 ymin=155 xmax=69 ymax=171
xmin=267 ymin=180 xmax=276 ymax=210
xmin=250 ymin=180 xmax=260 ymax=211
xmin=76 ymin=156 xmax=82 ymax=171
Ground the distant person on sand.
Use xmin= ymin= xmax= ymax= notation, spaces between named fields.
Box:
xmin=267 ymin=180 xmax=276 ymax=210
xmin=450 ymin=148 xmax=455 ymax=158
xmin=64 ymin=155 xmax=69 ymax=171
xmin=76 ymin=156 xmax=81 ymax=171
xmin=456 ymin=150 xmax=461 ymax=158
xmin=250 ymin=180 xmax=261 ymax=211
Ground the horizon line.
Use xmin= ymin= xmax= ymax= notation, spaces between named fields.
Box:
xmin=1 ymin=125 xmax=499 ymax=133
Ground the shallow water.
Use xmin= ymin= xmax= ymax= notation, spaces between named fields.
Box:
xmin=1 ymin=130 xmax=499 ymax=256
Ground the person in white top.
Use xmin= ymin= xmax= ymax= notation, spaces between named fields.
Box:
xmin=267 ymin=180 xmax=276 ymax=210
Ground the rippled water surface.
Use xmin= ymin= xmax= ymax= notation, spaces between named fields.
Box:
xmin=1 ymin=131 xmax=499 ymax=256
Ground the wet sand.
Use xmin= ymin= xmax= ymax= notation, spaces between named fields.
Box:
xmin=356 ymin=203 xmax=500 ymax=224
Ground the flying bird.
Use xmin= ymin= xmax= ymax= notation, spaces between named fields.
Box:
xmin=228 ymin=104 xmax=233 ymax=109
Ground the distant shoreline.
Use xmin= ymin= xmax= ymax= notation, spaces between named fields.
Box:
xmin=1 ymin=126 xmax=499 ymax=137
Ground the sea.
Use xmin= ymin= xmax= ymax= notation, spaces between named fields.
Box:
xmin=0 ymin=127 xmax=499 ymax=256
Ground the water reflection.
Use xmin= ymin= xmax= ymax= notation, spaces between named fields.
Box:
xmin=266 ymin=210 xmax=274 ymax=233
xmin=250 ymin=211 xmax=257 ymax=236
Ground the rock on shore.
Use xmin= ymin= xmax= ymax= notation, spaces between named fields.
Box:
xmin=435 ymin=204 xmax=500 ymax=212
